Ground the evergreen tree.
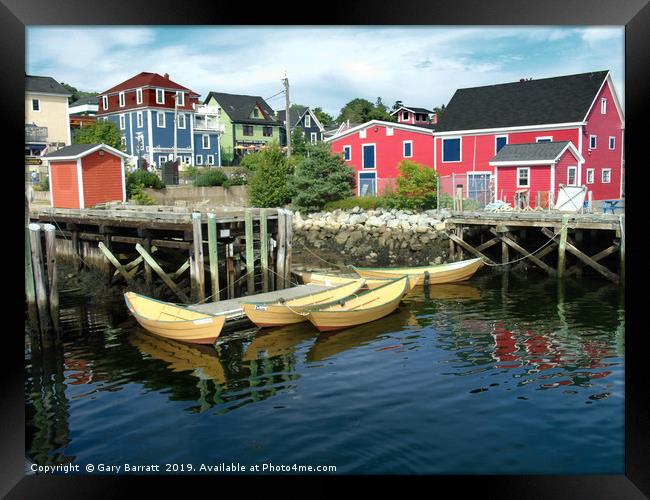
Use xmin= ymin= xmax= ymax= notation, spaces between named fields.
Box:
xmin=291 ymin=127 xmax=308 ymax=157
xmin=312 ymin=107 xmax=334 ymax=127
xmin=247 ymin=143 xmax=294 ymax=207
xmin=72 ymin=120 xmax=124 ymax=151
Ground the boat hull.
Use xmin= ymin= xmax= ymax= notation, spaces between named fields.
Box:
xmin=353 ymin=258 xmax=483 ymax=286
xmin=296 ymin=271 xmax=390 ymax=290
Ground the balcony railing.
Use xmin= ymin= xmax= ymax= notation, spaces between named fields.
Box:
xmin=193 ymin=116 xmax=225 ymax=132
xmin=25 ymin=124 xmax=48 ymax=143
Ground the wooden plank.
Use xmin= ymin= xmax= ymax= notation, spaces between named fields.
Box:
xmin=135 ymin=243 xmax=189 ymax=302
xmin=98 ymin=241 xmax=137 ymax=287
xmin=260 ymin=208 xmax=269 ymax=293
xmin=113 ymin=246 xmax=158 ymax=278
xmin=171 ymin=259 xmax=191 ymax=280
xmin=207 ymin=213 xmax=220 ymax=302
xmin=566 ymin=243 xmax=619 ymax=277
xmin=446 ymin=232 xmax=496 ymax=265
xmin=25 ymin=225 xmax=39 ymax=331
xmin=285 ymin=210 xmax=293 ymax=286
xmin=476 ymin=237 xmax=499 ymax=252
xmin=28 ymin=223 xmax=50 ymax=333
xmin=490 ymin=228 xmax=556 ymax=275
xmin=226 ymin=242 xmax=235 ymax=299
xmin=446 ymin=217 xmax=618 ymax=231
xmin=245 ymin=209 xmax=255 ymax=294
xmin=192 ymin=212 xmax=205 ymax=302
xmin=43 ymin=224 xmax=59 ymax=326
xmin=557 ymin=215 xmax=569 ymax=279
xmin=276 ymin=209 xmax=287 ymax=289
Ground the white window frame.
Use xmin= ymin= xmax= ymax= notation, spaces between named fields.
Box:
xmin=589 ymin=135 xmax=597 ymax=149
xmin=206 ymin=154 xmax=214 ymax=165
xmin=343 ymin=145 xmax=352 ymax=162
xmin=31 ymin=98 xmax=41 ymax=112
xmin=609 ymin=136 xmax=616 ymax=150
xmin=402 ymin=111 xmax=410 ymax=121
xmin=102 ymin=95 xmax=108 ymax=110
xmin=156 ymin=111 xmax=165 ymax=128
xmin=136 ymin=88 xmax=143 ymax=105
xmin=362 ymin=143 xmax=377 ymax=169
xmin=386 ymin=127 xmax=394 ymax=137
xmin=403 ymin=140 xmax=413 ymax=158
xmin=535 ymin=136 xmax=553 ymax=143
xmin=137 ymin=111 xmax=143 ymax=128
xmin=586 ymin=168 xmax=595 ymax=184
xmin=359 ymin=129 xmax=367 ymax=139
xmin=310 ymin=132 xmax=317 ymax=144
xmin=176 ymin=91 xmax=184 ymax=106
xmin=119 ymin=114 xmax=126 ymax=130
xmin=196 ymin=155 xmax=203 ymax=165
xmin=357 ymin=171 xmax=377 ymax=197
xmin=495 ymin=134 xmax=508 ymax=154
xmin=185 ymin=156 xmax=191 ymax=164
xmin=602 ymin=168 xmax=611 ymax=184
xmin=202 ymin=134 xmax=210 ymax=149
xmin=567 ymin=166 xmax=577 ymax=186
xmin=517 ymin=167 xmax=530 ymax=188
xmin=177 ymin=113 xmax=186 ymax=129
xmin=119 ymin=91 xmax=125 ymax=107
xmin=156 ymin=88 xmax=165 ymax=104
xmin=601 ymin=98 xmax=607 ymax=114
xmin=304 ymin=114 xmax=311 ymax=128
xmin=442 ymin=137 xmax=462 ymax=163
xmin=120 ymin=135 xmax=127 ymax=148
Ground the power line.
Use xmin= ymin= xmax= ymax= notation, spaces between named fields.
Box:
xmin=265 ymin=90 xmax=285 ymax=101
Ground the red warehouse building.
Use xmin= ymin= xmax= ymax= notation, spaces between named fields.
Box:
xmin=326 ymin=120 xmax=435 ymax=196
xmin=45 ymin=144 xmax=129 ymax=208
xmin=433 ymin=70 xmax=624 ymax=205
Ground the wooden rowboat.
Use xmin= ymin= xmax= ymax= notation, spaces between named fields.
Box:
xmin=305 ymin=276 xmax=409 ymax=332
xmin=351 ymin=257 xmax=483 ymax=286
xmin=294 ymin=270 xmax=391 ymax=290
xmin=242 ymin=279 xmax=366 ymax=328
xmin=124 ymin=291 xmax=225 ymax=345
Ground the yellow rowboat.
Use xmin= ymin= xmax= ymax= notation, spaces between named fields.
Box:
xmin=305 ymin=276 xmax=409 ymax=332
xmin=294 ymin=271 xmax=391 ymax=290
xmin=242 ymin=279 xmax=366 ymax=328
xmin=351 ymin=257 xmax=483 ymax=286
xmin=124 ymin=292 xmax=225 ymax=345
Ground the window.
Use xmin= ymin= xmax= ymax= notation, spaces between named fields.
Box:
xmin=243 ymin=125 xmax=253 ymax=136
xmin=359 ymin=129 xmax=367 ymax=139
xmin=403 ymin=140 xmax=413 ymax=158
xmin=156 ymin=88 xmax=164 ymax=104
xmin=442 ymin=138 xmax=461 ymax=162
xmin=517 ymin=167 xmax=530 ymax=187
xmin=567 ymin=166 xmax=577 ymax=186
xmin=304 ymin=114 xmax=311 ymax=128
xmin=359 ymin=172 xmax=377 ymax=196
xmin=601 ymin=98 xmax=607 ymax=114
xmin=495 ymin=135 xmax=508 ymax=153
xmin=586 ymin=168 xmax=595 ymax=184
xmin=156 ymin=111 xmax=165 ymax=127
xmin=177 ymin=114 xmax=186 ymax=129
xmin=590 ymin=135 xmax=597 ymax=149
xmin=602 ymin=168 xmax=611 ymax=183
xmin=362 ymin=144 xmax=376 ymax=169
xmin=176 ymin=91 xmax=184 ymax=106
xmin=185 ymin=156 xmax=192 ymax=164
xmin=31 ymin=99 xmax=40 ymax=111
xmin=102 ymin=95 xmax=108 ymax=110
xmin=386 ymin=127 xmax=394 ymax=136
xmin=609 ymin=136 xmax=616 ymax=150
xmin=202 ymin=134 xmax=210 ymax=149
xmin=136 ymin=88 xmax=143 ymax=104
xmin=252 ymin=108 xmax=260 ymax=118
xmin=343 ymin=145 xmax=351 ymax=161
xmin=536 ymin=136 xmax=552 ymax=143
xmin=121 ymin=136 xmax=127 ymax=148
xmin=196 ymin=155 xmax=203 ymax=165
xmin=403 ymin=111 xmax=409 ymax=121
xmin=119 ymin=92 xmax=125 ymax=107
xmin=310 ymin=132 xmax=317 ymax=144
xmin=263 ymin=126 xmax=272 ymax=137
xmin=207 ymin=155 xmax=214 ymax=165
xmin=136 ymin=112 xmax=143 ymax=128
xmin=119 ymin=114 xmax=126 ymax=130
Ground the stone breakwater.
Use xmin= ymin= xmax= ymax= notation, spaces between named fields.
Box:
xmin=292 ymin=207 xmax=454 ymax=268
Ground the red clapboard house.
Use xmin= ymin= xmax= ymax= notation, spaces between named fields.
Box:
xmin=45 ymin=144 xmax=129 ymax=208
xmin=433 ymin=70 xmax=624 ymax=205
xmin=325 ymin=120 xmax=435 ymax=196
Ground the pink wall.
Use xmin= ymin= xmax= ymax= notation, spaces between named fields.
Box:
xmin=496 ymin=165 xmax=551 ymax=207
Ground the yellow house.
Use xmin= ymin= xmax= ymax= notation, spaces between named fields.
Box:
xmin=25 ymin=75 xmax=71 ymax=156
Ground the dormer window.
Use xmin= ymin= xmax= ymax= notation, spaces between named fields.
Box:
xmin=136 ymin=88 xmax=143 ymax=105
xmin=253 ymin=108 xmax=260 ymax=118
xmin=119 ymin=91 xmax=125 ymax=107
xmin=156 ymin=88 xmax=165 ymax=104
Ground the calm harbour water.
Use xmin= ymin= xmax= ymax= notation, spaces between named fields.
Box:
xmin=25 ymin=272 xmax=625 ymax=475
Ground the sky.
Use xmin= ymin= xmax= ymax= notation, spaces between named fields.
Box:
xmin=26 ymin=26 xmax=624 ymax=118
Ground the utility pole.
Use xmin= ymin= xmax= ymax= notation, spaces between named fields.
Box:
xmin=173 ymin=91 xmax=178 ymax=162
xmin=283 ymin=74 xmax=291 ymax=157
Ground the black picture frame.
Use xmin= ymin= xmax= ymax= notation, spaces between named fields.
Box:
xmin=3 ymin=0 xmax=648 ymax=497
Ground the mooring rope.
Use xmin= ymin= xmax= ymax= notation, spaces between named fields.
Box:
xmin=294 ymin=240 xmax=351 ymax=270
xmin=46 ymin=212 xmax=93 ymax=268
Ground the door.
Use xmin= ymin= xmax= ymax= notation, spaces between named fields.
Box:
xmin=358 ymin=172 xmax=377 ymax=196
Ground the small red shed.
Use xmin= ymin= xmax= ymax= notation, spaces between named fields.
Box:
xmin=45 ymin=144 xmax=129 ymax=208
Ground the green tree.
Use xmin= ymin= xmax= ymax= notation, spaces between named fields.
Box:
xmin=389 ymin=160 xmax=438 ymax=210
xmin=290 ymin=127 xmax=308 ymax=157
xmin=433 ymin=104 xmax=446 ymax=122
xmin=73 ymin=120 xmax=124 ymax=151
xmin=337 ymin=97 xmax=394 ymax=123
xmin=247 ymin=142 xmax=294 ymax=207
xmin=312 ymin=107 xmax=334 ymax=127
xmin=60 ymin=82 xmax=99 ymax=104
xmin=391 ymin=100 xmax=403 ymax=112
xmin=368 ymin=97 xmax=393 ymax=121
xmin=290 ymin=142 xmax=355 ymax=212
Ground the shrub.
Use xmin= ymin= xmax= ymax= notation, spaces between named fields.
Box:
xmin=290 ymin=142 xmax=355 ymax=211
xmin=128 ymin=182 xmax=156 ymax=205
xmin=125 ymin=170 xmax=165 ymax=198
xmin=247 ymin=143 xmax=294 ymax=207
xmin=390 ymin=160 xmax=438 ymax=210
xmin=194 ymin=169 xmax=228 ymax=187
xmin=438 ymin=193 xmax=453 ymax=209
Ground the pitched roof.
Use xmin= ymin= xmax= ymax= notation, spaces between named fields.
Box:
xmin=100 ymin=72 xmax=198 ymax=96
xmin=489 ymin=141 xmax=582 ymax=164
xmin=390 ymin=106 xmax=432 ymax=115
xmin=276 ymin=105 xmax=307 ymax=127
xmin=25 ymin=75 xmax=71 ymax=96
xmin=204 ymin=91 xmax=281 ymax=125
xmin=44 ymin=143 xmax=130 ymax=160
xmin=70 ymin=95 xmax=99 ymax=107
xmin=435 ymin=71 xmax=610 ymax=132
xmin=324 ymin=120 xmax=435 ymax=142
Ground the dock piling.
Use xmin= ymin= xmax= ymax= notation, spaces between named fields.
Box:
xmin=192 ymin=212 xmax=205 ymax=303
xmin=260 ymin=208 xmax=269 ymax=292
xmin=28 ymin=223 xmax=50 ymax=333
xmin=43 ymin=224 xmax=59 ymax=327
xmin=557 ymin=215 xmax=569 ymax=279
xmin=207 ymin=213 xmax=220 ymax=302
xmin=25 ymin=225 xmax=40 ymax=332
xmin=245 ymin=209 xmax=255 ymax=295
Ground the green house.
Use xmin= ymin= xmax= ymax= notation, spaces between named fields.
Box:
xmin=203 ymin=92 xmax=283 ymax=165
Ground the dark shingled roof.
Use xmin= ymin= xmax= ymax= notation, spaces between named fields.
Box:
xmin=436 ymin=71 xmax=609 ymax=132
xmin=276 ymin=106 xmax=307 ymax=127
xmin=204 ymin=91 xmax=281 ymax=125
xmin=490 ymin=141 xmax=573 ymax=163
xmin=391 ymin=106 xmax=432 ymax=115
xmin=26 ymin=75 xmax=71 ymax=96
xmin=71 ymin=95 xmax=99 ymax=106
xmin=44 ymin=144 xmax=101 ymax=158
